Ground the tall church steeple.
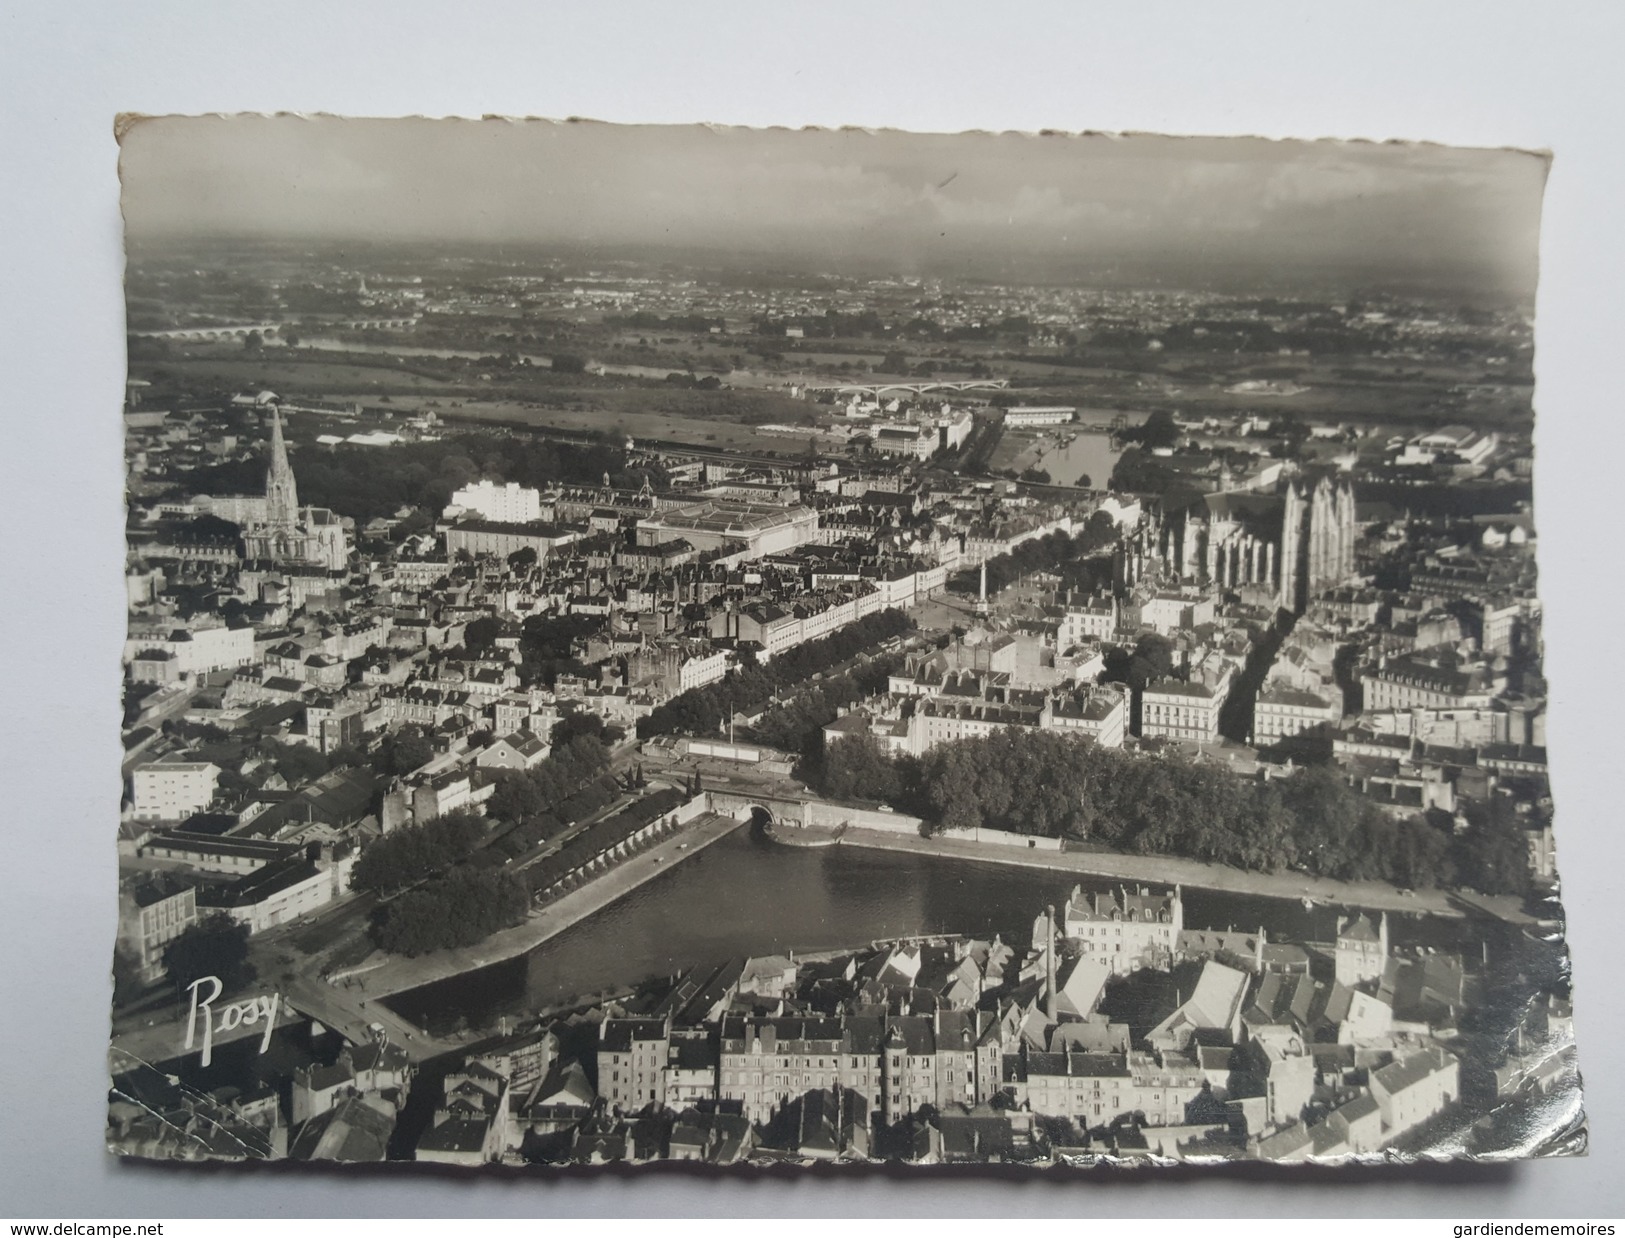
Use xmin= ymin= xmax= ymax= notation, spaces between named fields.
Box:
xmin=265 ymin=406 xmax=299 ymax=529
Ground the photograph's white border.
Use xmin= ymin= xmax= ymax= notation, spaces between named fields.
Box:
xmin=1 ymin=0 xmax=1618 ymax=1217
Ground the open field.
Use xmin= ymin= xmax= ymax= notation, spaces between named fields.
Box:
xmin=137 ymin=354 xmax=464 ymax=393
xmin=986 ymin=426 xmax=1052 ymax=475
xmin=418 ymin=398 xmax=795 ymax=453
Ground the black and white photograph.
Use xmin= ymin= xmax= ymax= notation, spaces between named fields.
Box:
xmin=105 ymin=114 xmax=1580 ymax=1171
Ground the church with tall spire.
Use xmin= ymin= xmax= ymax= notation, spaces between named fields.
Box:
xmin=263 ymin=406 xmax=300 ymax=530
xmin=241 ymin=406 xmax=351 ymax=572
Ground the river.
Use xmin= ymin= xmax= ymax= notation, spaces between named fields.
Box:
xmin=1034 ymin=429 xmax=1122 ymax=489
xmin=383 ymin=828 xmax=1493 ymax=1036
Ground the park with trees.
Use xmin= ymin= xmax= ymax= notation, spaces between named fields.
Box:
xmin=808 ymin=726 xmax=1530 ymax=897
xmin=162 ymin=912 xmax=256 ymax=998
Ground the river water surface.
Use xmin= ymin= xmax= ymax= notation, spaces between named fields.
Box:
xmin=384 ymin=828 xmax=1484 ymax=1035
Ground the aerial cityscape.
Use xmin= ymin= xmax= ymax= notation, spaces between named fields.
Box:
xmin=108 ymin=119 xmax=1578 ymax=1169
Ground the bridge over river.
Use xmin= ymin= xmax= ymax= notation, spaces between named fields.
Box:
xmin=706 ymin=787 xmax=921 ymax=837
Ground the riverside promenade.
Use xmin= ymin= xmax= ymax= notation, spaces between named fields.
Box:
xmin=352 ymin=811 xmax=746 ymax=1004
xmin=217 ymin=810 xmax=752 ymax=1063
xmin=836 ymin=825 xmax=1535 ymax=925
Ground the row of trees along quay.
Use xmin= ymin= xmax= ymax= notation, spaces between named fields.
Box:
xmin=635 ymin=607 xmax=915 ymax=740
xmin=811 ymin=727 xmax=1533 ymax=898
xmin=523 ymin=787 xmax=688 ymax=903
xmin=354 ymin=732 xmax=624 ymax=955
xmin=482 ymin=731 xmax=621 ymax=858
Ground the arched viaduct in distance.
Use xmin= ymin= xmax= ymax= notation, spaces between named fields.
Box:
xmin=133 ymin=318 xmax=419 ymax=342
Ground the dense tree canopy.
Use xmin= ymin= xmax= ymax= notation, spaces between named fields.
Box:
xmin=485 ymin=733 xmax=611 ymax=826
xmin=1101 ymin=633 xmax=1176 ymax=693
xmin=376 ymin=725 xmax=434 ymax=777
xmin=349 ymin=808 xmax=488 ymax=894
xmin=812 ymin=726 xmax=1520 ymax=893
xmin=369 ymin=868 xmax=530 ymax=957
xmin=178 ymin=430 xmax=646 ymax=525
xmin=748 ymin=653 xmax=902 ymax=758
xmin=162 ymin=912 xmax=256 ymax=995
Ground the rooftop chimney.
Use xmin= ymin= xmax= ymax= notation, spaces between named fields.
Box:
xmin=1045 ymin=904 xmax=1058 ymax=1021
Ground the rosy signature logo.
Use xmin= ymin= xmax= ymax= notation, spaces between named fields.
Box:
xmin=183 ymin=976 xmax=281 ymax=1067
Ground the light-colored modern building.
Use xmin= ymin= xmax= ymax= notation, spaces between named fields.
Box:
xmin=635 ymin=500 xmax=819 ymax=559
xmin=446 ymin=479 xmax=543 ymax=525
xmin=130 ymin=760 xmax=219 ymax=821
xmin=446 ymin=519 xmax=582 ymax=562
xmin=124 ymin=622 xmax=256 ymax=677
xmin=1003 ymin=406 xmax=1076 ymax=427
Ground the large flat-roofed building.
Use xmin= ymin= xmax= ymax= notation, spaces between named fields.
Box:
xmin=445 ymin=518 xmax=583 ymax=561
xmin=196 ymin=850 xmax=355 ymax=935
xmin=130 ymin=761 xmax=219 ymax=821
xmin=872 ymin=424 xmax=936 ymax=460
xmin=124 ymin=622 xmax=256 ymax=677
xmin=635 ymin=500 xmax=818 ymax=559
xmin=1003 ymin=405 xmax=1076 ymax=427
xmin=700 ymin=479 xmax=801 ymax=505
xmin=1398 ymin=426 xmax=1498 ymax=467
xmin=446 ymin=479 xmax=543 ymax=525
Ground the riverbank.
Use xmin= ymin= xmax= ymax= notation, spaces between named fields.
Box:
xmin=765 ymin=820 xmax=843 ymax=847
xmin=366 ymin=812 xmax=746 ymax=1001
xmin=836 ymin=825 xmax=1535 ymax=924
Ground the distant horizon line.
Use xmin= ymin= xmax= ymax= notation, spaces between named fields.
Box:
xmin=124 ymin=233 xmax=1537 ymax=306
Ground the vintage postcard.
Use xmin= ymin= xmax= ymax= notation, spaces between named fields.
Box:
xmin=109 ymin=116 xmax=1580 ymax=1168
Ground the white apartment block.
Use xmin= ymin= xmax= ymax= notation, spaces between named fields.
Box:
xmin=1004 ymin=406 xmax=1076 ymax=427
xmin=124 ymin=623 xmax=256 ymax=676
xmin=446 ymin=479 xmax=543 ymax=525
xmin=679 ymin=650 xmax=731 ymax=692
xmin=1060 ymin=599 xmax=1117 ymax=645
xmin=131 ymin=761 xmax=220 ymax=821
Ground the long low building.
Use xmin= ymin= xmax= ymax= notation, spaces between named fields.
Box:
xmin=1363 ymin=655 xmax=1499 ymax=712
xmin=124 ymin=623 xmax=257 ymax=676
xmin=445 ymin=519 xmax=584 ymax=561
xmin=635 ymin=500 xmax=820 ymax=559
xmin=137 ymin=830 xmax=301 ymax=875
xmin=195 ymin=848 xmax=356 ymax=935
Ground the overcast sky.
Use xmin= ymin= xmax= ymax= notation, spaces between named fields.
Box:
xmin=119 ymin=116 xmax=1548 ymax=295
